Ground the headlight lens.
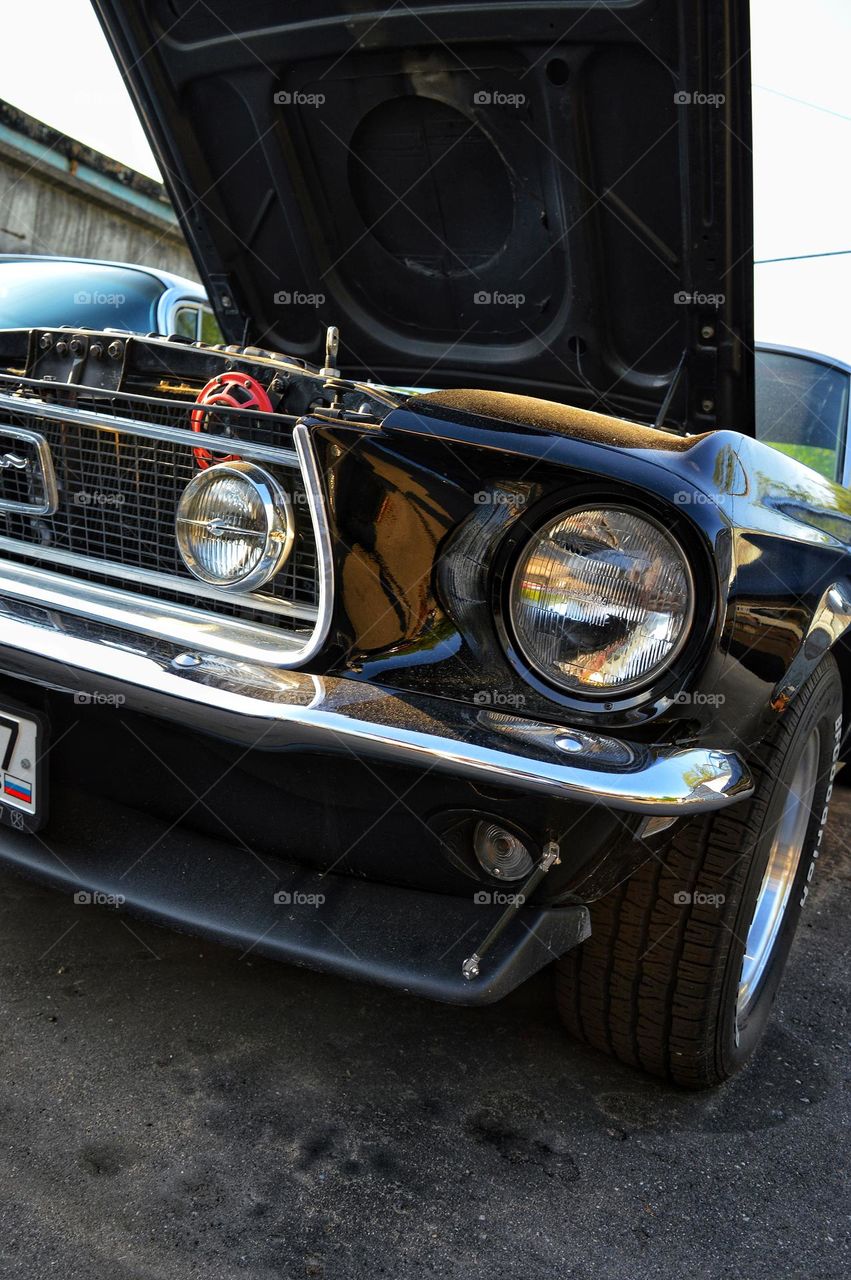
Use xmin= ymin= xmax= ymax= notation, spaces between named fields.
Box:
xmin=176 ymin=462 xmax=293 ymax=591
xmin=508 ymin=506 xmax=693 ymax=695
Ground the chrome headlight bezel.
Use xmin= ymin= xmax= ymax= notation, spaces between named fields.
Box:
xmin=500 ymin=499 xmax=699 ymax=702
xmin=176 ymin=461 xmax=294 ymax=593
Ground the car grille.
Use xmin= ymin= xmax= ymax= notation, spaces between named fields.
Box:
xmin=0 ymin=382 xmax=320 ymax=634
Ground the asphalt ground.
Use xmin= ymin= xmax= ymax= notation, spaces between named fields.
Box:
xmin=0 ymin=787 xmax=848 ymax=1280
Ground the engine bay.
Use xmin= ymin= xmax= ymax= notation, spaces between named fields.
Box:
xmin=0 ymin=325 xmax=401 ymax=427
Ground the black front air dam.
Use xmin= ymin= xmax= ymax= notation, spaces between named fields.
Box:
xmin=0 ymin=786 xmax=590 ymax=1005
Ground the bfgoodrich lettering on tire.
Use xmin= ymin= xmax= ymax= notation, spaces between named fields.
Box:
xmin=555 ymin=654 xmax=842 ymax=1087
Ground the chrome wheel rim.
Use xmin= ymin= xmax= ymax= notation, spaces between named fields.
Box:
xmin=737 ymin=730 xmax=820 ymax=1027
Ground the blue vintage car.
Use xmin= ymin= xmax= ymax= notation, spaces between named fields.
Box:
xmin=0 ymin=254 xmax=221 ymax=341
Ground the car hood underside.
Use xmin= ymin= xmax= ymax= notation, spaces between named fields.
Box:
xmin=92 ymin=0 xmax=755 ymax=434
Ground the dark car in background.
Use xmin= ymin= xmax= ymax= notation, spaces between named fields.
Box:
xmin=0 ymin=254 xmax=222 ymax=341
xmin=756 ymin=342 xmax=851 ymax=484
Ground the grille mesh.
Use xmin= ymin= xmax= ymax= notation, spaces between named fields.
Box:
xmin=0 ymin=389 xmax=319 ymax=630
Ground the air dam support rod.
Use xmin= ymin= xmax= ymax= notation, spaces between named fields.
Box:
xmin=463 ymin=841 xmax=563 ymax=980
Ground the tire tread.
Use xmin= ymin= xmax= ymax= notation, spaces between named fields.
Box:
xmin=556 ymin=656 xmax=840 ymax=1087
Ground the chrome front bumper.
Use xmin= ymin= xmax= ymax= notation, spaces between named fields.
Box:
xmin=0 ymin=596 xmax=753 ymax=815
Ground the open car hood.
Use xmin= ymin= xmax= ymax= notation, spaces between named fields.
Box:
xmin=92 ymin=0 xmax=754 ymax=434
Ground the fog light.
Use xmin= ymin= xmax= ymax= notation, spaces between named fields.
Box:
xmin=473 ymin=821 xmax=534 ymax=880
xmin=176 ymin=461 xmax=293 ymax=591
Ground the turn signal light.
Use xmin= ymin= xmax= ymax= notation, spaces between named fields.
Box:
xmin=473 ymin=821 xmax=534 ymax=881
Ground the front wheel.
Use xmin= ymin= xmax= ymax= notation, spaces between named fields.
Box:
xmin=556 ymin=655 xmax=842 ymax=1087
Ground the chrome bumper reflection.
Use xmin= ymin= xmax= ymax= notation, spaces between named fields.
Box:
xmin=0 ymin=598 xmax=753 ymax=815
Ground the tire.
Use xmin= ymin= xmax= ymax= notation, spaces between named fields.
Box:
xmin=555 ymin=654 xmax=843 ymax=1087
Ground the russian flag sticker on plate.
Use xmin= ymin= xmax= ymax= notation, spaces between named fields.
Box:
xmin=0 ymin=706 xmax=45 ymax=831
xmin=4 ymin=775 xmax=33 ymax=804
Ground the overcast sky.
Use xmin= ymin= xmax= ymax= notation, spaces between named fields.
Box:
xmin=0 ymin=0 xmax=848 ymax=358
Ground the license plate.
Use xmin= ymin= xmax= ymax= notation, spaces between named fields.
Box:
xmin=0 ymin=705 xmax=46 ymax=832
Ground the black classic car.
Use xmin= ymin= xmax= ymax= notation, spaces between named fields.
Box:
xmin=0 ymin=0 xmax=844 ymax=1087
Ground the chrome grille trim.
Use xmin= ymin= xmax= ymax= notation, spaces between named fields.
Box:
xmin=0 ymin=393 xmax=334 ymax=665
xmin=0 ymin=536 xmax=320 ymax=621
xmin=0 ymin=424 xmax=59 ymax=515
xmin=291 ymin=420 xmax=335 ymax=666
xmin=0 ymin=558 xmax=309 ymax=663
xmin=0 ymin=391 xmax=300 ymax=467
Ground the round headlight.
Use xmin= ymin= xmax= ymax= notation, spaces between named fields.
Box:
xmin=176 ymin=461 xmax=293 ymax=591
xmin=508 ymin=506 xmax=694 ymax=696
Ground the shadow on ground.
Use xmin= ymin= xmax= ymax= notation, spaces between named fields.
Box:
xmin=0 ymin=790 xmax=849 ymax=1279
